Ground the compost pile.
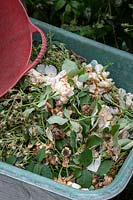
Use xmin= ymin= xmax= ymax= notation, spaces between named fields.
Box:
xmin=0 ymin=38 xmax=133 ymax=190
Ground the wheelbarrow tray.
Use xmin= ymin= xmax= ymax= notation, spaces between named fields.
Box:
xmin=0 ymin=18 xmax=133 ymax=200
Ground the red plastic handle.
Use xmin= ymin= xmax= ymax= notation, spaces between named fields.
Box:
xmin=27 ymin=23 xmax=47 ymax=70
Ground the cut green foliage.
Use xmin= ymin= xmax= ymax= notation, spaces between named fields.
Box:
xmin=77 ymin=170 xmax=92 ymax=188
xmin=33 ymin=163 xmax=42 ymax=174
xmin=79 ymin=148 xmax=93 ymax=167
xmin=41 ymin=166 xmax=53 ymax=179
xmin=6 ymin=155 xmax=16 ymax=165
xmin=79 ymin=95 xmax=91 ymax=107
xmin=36 ymin=147 xmax=46 ymax=163
xmin=62 ymin=59 xmax=79 ymax=77
xmin=37 ymin=99 xmax=47 ymax=108
xmin=70 ymin=131 xmax=77 ymax=153
xmin=47 ymin=116 xmax=68 ymax=125
xmin=0 ymin=104 xmax=4 ymax=112
xmin=87 ymin=135 xmax=103 ymax=148
xmin=118 ymin=138 xmax=131 ymax=147
xmin=121 ymin=141 xmax=133 ymax=150
xmin=23 ymin=108 xmax=34 ymax=117
xmin=64 ymin=108 xmax=71 ymax=119
xmin=111 ymin=124 xmax=120 ymax=146
xmin=97 ymin=160 xmax=113 ymax=176
xmin=78 ymin=73 xmax=89 ymax=82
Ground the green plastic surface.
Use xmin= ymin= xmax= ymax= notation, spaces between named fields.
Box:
xmin=0 ymin=18 xmax=133 ymax=200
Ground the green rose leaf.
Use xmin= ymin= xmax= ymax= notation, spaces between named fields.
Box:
xmin=70 ymin=131 xmax=77 ymax=153
xmin=6 ymin=155 xmax=16 ymax=165
xmin=121 ymin=141 xmax=133 ymax=150
xmin=47 ymin=115 xmax=68 ymax=125
xmin=23 ymin=108 xmax=34 ymax=117
xmin=78 ymin=91 xmax=88 ymax=98
xmin=64 ymin=108 xmax=71 ymax=119
xmin=70 ymin=121 xmax=82 ymax=133
xmin=79 ymin=148 xmax=93 ymax=167
xmin=111 ymin=124 xmax=120 ymax=146
xmin=73 ymin=169 xmax=82 ymax=179
xmin=118 ymin=138 xmax=131 ymax=147
xmin=111 ymin=124 xmax=120 ymax=136
xmin=37 ymin=99 xmax=47 ymax=108
xmin=36 ymin=147 xmax=46 ymax=163
xmin=56 ymin=139 xmax=67 ymax=151
xmin=26 ymin=162 xmax=35 ymax=172
xmin=78 ymin=73 xmax=89 ymax=82
xmin=118 ymin=118 xmax=130 ymax=129
xmin=0 ymin=104 xmax=4 ymax=112
xmin=87 ymin=135 xmax=103 ymax=148
xmin=77 ymin=170 xmax=92 ymax=188
xmin=41 ymin=166 xmax=53 ymax=179
xmin=33 ymin=163 xmax=42 ymax=175
xmin=62 ymin=59 xmax=79 ymax=77
xmin=80 ymin=95 xmax=91 ymax=107
xmin=97 ymin=160 xmax=113 ymax=176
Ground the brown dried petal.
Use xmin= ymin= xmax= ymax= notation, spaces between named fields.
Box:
xmin=62 ymin=147 xmax=71 ymax=157
xmin=56 ymin=100 xmax=63 ymax=107
xmin=62 ymin=157 xmax=69 ymax=168
xmin=104 ymin=175 xmax=113 ymax=186
xmin=54 ymin=177 xmax=67 ymax=185
xmin=52 ymin=127 xmax=65 ymax=140
xmin=52 ymin=108 xmax=63 ymax=115
xmin=46 ymin=102 xmax=53 ymax=112
xmin=49 ymin=155 xmax=58 ymax=165
xmin=81 ymin=104 xmax=93 ymax=115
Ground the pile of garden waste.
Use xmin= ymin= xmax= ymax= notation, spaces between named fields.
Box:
xmin=0 ymin=37 xmax=133 ymax=190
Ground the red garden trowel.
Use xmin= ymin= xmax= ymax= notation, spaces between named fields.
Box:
xmin=0 ymin=0 xmax=47 ymax=97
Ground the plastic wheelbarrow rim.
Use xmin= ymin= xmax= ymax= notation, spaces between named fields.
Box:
xmin=0 ymin=149 xmax=133 ymax=200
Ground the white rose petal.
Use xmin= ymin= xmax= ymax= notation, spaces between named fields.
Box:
xmin=85 ymin=63 xmax=93 ymax=69
xmin=126 ymin=93 xmax=133 ymax=107
xmin=98 ymin=105 xmax=113 ymax=128
xmin=73 ymin=76 xmax=83 ymax=89
xmin=89 ymin=83 xmax=97 ymax=93
xmin=27 ymin=69 xmax=45 ymax=84
xmin=70 ymin=121 xmax=82 ymax=133
xmin=71 ymin=183 xmax=81 ymax=189
xmin=97 ymin=80 xmax=112 ymax=88
xmin=44 ymin=76 xmax=55 ymax=87
xmin=90 ymin=60 xmax=98 ymax=67
xmin=89 ymin=72 xmax=99 ymax=82
xmin=87 ymin=157 xmax=101 ymax=172
xmin=102 ymin=71 xmax=110 ymax=78
xmin=56 ymin=70 xmax=66 ymax=78
xmin=43 ymin=70 xmax=74 ymax=102
xmin=95 ymin=64 xmax=103 ymax=73
xmin=76 ymin=132 xmax=83 ymax=142
xmin=45 ymin=127 xmax=53 ymax=141
xmin=109 ymin=106 xmax=119 ymax=115
xmin=81 ymin=188 xmax=89 ymax=190
xmin=45 ymin=65 xmax=57 ymax=77
xmin=36 ymin=64 xmax=46 ymax=74
xmin=118 ymin=88 xmax=126 ymax=98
